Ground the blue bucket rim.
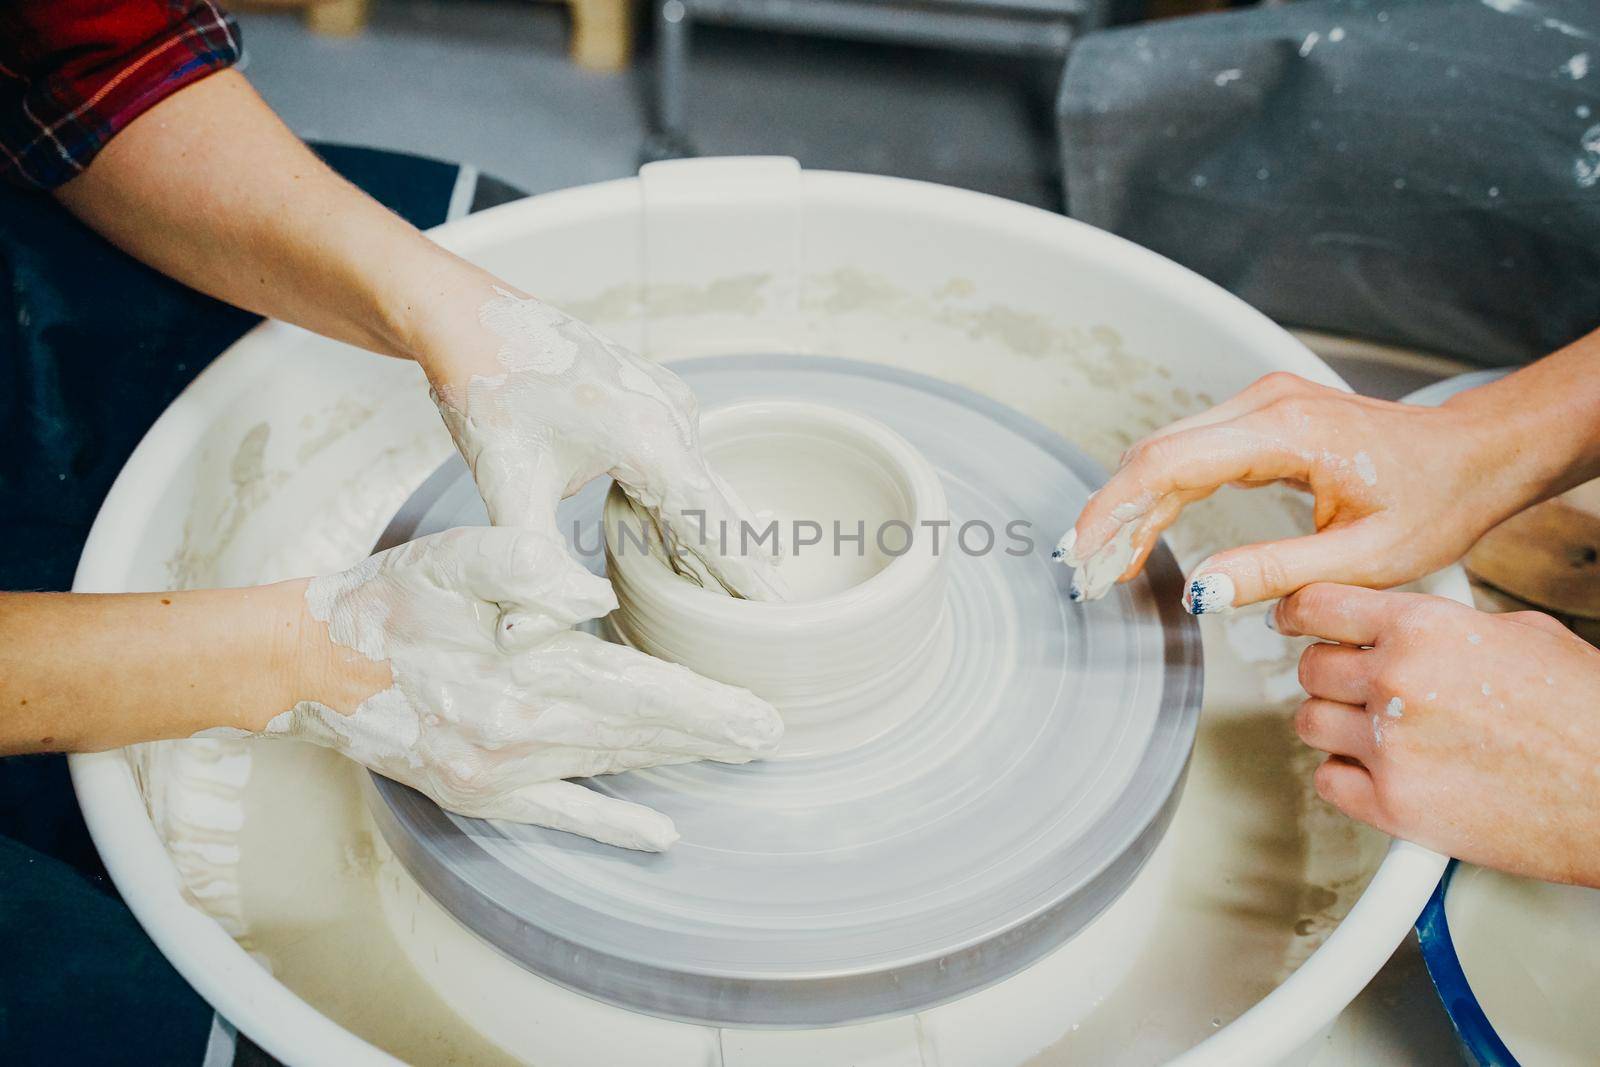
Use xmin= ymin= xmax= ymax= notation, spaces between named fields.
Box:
xmin=1414 ymin=859 xmax=1519 ymax=1066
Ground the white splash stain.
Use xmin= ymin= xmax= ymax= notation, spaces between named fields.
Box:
xmin=1481 ymin=681 xmax=1493 ymax=696
xmin=1371 ymin=715 xmax=1383 ymax=746
xmin=1353 ymin=451 xmax=1378 ymax=486
xmin=1468 ymin=632 xmax=1483 ymax=645
xmin=1385 ymin=696 xmax=1405 ymax=719
xmin=1545 ymin=675 xmax=1556 ymax=686
xmin=1110 ymin=500 xmax=1149 ymax=522
xmin=1544 ymin=17 xmax=1589 ymax=39
xmin=1300 ymin=31 xmax=1321 ymax=57
xmin=1561 ymin=52 xmax=1591 ymax=79
xmin=1575 ymin=124 xmax=1600 ymax=187
xmin=1480 ymin=0 xmax=1527 ymax=12
xmin=1427 ymin=691 xmax=1438 ymax=701
xmin=1215 ymin=68 xmax=1243 ymax=86
xmin=1328 ymin=26 xmax=1346 ymax=42
xmin=1579 ymin=104 xmax=1593 ymax=118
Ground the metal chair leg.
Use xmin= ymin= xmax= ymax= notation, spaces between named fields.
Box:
xmin=641 ymin=0 xmax=698 ymax=164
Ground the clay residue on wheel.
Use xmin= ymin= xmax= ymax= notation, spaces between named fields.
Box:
xmin=128 ymin=274 xmax=1392 ymax=1064
xmin=237 ymin=743 xmax=520 ymax=1065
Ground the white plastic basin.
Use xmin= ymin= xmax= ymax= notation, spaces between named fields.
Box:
xmin=70 ymin=158 xmax=1460 ymax=1066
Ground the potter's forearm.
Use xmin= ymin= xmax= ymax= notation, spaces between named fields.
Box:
xmin=0 ymin=582 xmax=376 ymax=754
xmin=1446 ymin=331 xmax=1600 ymax=519
xmin=53 ymin=69 xmax=491 ymax=369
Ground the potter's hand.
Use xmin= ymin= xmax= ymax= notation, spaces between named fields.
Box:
xmin=1279 ymin=584 xmax=1600 ymax=888
xmin=422 ymin=286 xmax=787 ymax=601
xmin=277 ymin=526 xmax=783 ymax=851
xmin=1053 ymin=372 xmax=1532 ymax=613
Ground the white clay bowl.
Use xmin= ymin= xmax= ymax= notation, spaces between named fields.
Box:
xmin=604 ymin=400 xmax=951 ymax=757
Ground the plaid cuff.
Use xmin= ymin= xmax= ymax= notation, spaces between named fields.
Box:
xmin=0 ymin=2 xmax=242 ymax=190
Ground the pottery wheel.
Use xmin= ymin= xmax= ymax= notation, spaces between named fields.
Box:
xmin=368 ymin=354 xmax=1202 ymax=1028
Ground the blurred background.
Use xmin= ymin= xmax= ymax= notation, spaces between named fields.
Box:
xmin=232 ymin=0 xmax=1210 ymax=210
xmin=230 ymin=0 xmax=1600 ymax=373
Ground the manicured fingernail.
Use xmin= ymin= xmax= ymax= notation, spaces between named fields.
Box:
xmin=1183 ymin=572 xmax=1236 ymax=615
xmin=1264 ymin=604 xmax=1278 ymax=631
xmin=1052 ymin=528 xmax=1078 ymax=565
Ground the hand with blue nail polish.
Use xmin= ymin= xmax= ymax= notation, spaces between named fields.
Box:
xmin=1053 ymin=352 xmax=1600 ymax=614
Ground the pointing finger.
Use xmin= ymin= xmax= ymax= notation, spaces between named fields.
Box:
xmin=1068 ymin=375 xmax=1331 ymax=579
xmin=1112 ymin=495 xmax=1187 ymax=585
xmin=1118 ymin=372 xmax=1324 ymax=463
xmin=1059 ymin=424 xmax=1311 ymax=599
xmin=1182 ymin=521 xmax=1387 ymax=614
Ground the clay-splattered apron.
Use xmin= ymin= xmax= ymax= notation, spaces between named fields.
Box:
xmin=1058 ymin=0 xmax=1600 ymax=366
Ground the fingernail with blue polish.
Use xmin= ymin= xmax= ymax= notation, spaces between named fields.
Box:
xmin=1052 ymin=528 xmax=1077 ymax=565
xmin=1183 ymin=572 xmax=1236 ymax=616
xmin=1264 ymin=603 xmax=1278 ymax=631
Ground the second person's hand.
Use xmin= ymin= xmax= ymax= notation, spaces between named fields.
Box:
xmin=1054 ymin=370 xmax=1569 ymax=612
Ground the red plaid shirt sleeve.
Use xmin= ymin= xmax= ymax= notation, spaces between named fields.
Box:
xmin=0 ymin=1 xmax=241 ymax=189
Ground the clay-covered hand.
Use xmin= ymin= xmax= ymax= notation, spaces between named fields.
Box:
xmin=426 ymin=285 xmax=787 ymax=601
xmin=1052 ymin=372 xmax=1528 ymax=613
xmin=1278 ymin=584 xmax=1600 ymax=888
xmin=273 ymin=526 xmax=783 ymax=851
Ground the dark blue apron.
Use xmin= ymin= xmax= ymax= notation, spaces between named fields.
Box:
xmin=0 ymin=144 xmax=519 ymax=1065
